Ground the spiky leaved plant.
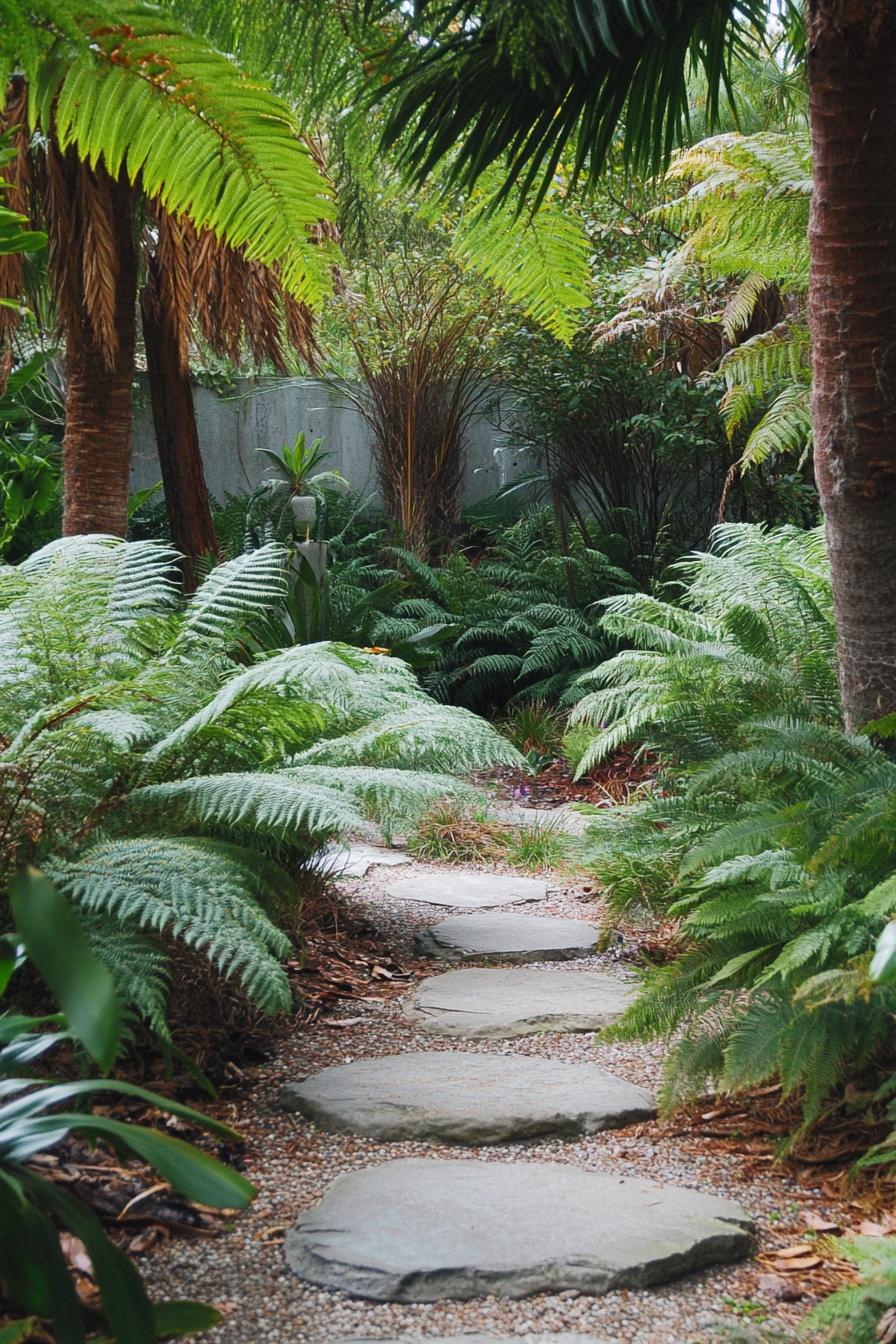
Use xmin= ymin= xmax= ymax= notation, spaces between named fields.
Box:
xmin=0 ymin=536 xmax=518 ymax=1040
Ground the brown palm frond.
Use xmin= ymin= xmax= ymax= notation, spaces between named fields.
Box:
xmin=152 ymin=208 xmax=192 ymax=371
xmin=77 ymin=162 xmax=120 ymax=368
xmin=42 ymin=143 xmax=81 ymax=344
xmin=283 ymin=291 xmax=319 ymax=370
xmin=242 ymin=260 xmax=287 ymax=373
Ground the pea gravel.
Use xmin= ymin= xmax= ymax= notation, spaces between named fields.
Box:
xmin=142 ymin=857 xmax=833 ymax=1344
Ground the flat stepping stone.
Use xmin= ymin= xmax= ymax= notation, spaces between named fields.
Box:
xmin=280 ymin=1051 xmax=655 ymax=1143
xmin=404 ymin=967 xmax=634 ymax=1038
xmin=324 ymin=844 xmax=412 ymax=878
xmin=285 ymin=1157 xmax=754 ymax=1301
xmin=416 ymin=912 xmax=598 ymax=963
xmin=494 ymin=803 xmax=591 ymax=837
xmin=337 ymin=1337 xmax=610 ymax=1344
xmin=386 ymin=871 xmax=546 ymax=909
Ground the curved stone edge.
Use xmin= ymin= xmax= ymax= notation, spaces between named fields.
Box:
xmin=279 ymin=1085 xmax=656 ymax=1145
xmin=284 ymin=1218 xmax=754 ymax=1303
xmin=414 ymin=928 xmax=598 ymax=964
xmin=402 ymin=1006 xmax=627 ymax=1039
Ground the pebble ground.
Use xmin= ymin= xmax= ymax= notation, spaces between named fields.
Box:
xmin=143 ymin=858 xmax=834 ymax=1344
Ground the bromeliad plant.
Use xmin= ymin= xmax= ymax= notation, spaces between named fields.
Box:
xmin=0 ymin=536 xmax=518 ymax=1040
xmin=1 ymin=868 xmax=254 ymax=1342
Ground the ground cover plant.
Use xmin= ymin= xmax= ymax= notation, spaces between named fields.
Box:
xmin=0 ymin=535 xmax=518 ymax=1043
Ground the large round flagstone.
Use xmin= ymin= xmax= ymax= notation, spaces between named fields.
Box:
xmin=385 ymin=871 xmax=546 ymax=909
xmin=285 ymin=1158 xmax=754 ymax=1302
xmin=416 ymin=912 xmax=598 ymax=963
xmin=279 ymin=1051 xmax=655 ymax=1143
xmin=404 ymin=967 xmax=634 ymax=1038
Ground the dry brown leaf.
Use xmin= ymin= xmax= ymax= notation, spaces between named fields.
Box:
xmin=770 ymin=1255 xmax=823 ymax=1272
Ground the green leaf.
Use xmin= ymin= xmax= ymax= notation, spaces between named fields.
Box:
xmin=21 ymin=1169 xmax=155 ymax=1344
xmin=152 ymin=1301 xmax=223 ymax=1338
xmin=8 ymin=868 xmax=120 ymax=1071
xmin=57 ymin=1117 xmax=254 ymax=1209
xmin=0 ymin=1320 xmax=41 ymax=1344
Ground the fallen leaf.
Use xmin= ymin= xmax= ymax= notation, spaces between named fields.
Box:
xmin=859 ymin=1220 xmax=890 ymax=1237
xmin=758 ymin=1273 xmax=803 ymax=1302
xmin=804 ymin=1212 xmax=842 ymax=1235
xmin=774 ymin=1243 xmax=815 ymax=1258
xmin=771 ymin=1255 xmax=822 ymax=1272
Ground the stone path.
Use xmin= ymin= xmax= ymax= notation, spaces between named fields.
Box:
xmin=404 ymin=965 xmax=635 ymax=1038
xmin=284 ymin=857 xmax=751 ymax=1312
xmin=385 ymin=871 xmax=547 ymax=908
xmin=416 ymin=911 xmax=599 ymax=963
xmin=280 ymin=1050 xmax=655 ymax=1143
xmin=144 ymin=842 xmax=824 ymax=1344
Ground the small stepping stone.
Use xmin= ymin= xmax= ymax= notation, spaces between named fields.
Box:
xmin=385 ymin=871 xmax=546 ymax=909
xmin=324 ymin=844 xmax=412 ymax=878
xmin=280 ymin=1051 xmax=655 ymax=1143
xmin=405 ymin=967 xmax=634 ymax=1038
xmin=416 ymin=912 xmax=598 ymax=963
xmin=285 ymin=1157 xmax=754 ymax=1301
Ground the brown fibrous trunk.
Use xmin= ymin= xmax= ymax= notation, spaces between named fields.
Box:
xmin=808 ymin=0 xmax=896 ymax=731
xmin=142 ymin=255 xmax=218 ymax=589
xmin=57 ymin=156 xmax=137 ymax=538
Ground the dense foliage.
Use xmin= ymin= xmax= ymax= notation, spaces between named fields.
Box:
xmin=573 ymin=524 xmax=896 ymax=1133
xmin=0 ymin=536 xmax=517 ymax=1042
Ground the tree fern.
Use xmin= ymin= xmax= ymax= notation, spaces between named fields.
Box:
xmin=1 ymin=536 xmax=519 ymax=1043
xmin=4 ymin=0 xmax=338 ymax=304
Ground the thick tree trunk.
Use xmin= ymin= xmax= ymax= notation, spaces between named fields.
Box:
xmin=141 ymin=262 xmax=218 ymax=589
xmin=61 ymin=169 xmax=137 ymax=538
xmin=808 ymin=1 xmax=896 ymax=731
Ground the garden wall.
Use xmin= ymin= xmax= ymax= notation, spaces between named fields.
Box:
xmin=130 ymin=376 xmax=530 ymax=507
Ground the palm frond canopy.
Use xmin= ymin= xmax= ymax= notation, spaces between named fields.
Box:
xmin=1 ymin=0 xmax=337 ymax=306
xmin=367 ymin=0 xmax=779 ymax=200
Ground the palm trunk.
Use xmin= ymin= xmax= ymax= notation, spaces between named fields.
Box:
xmin=60 ymin=166 xmax=137 ymax=538
xmin=141 ymin=262 xmax=218 ymax=588
xmin=808 ymin=0 xmax=896 ymax=731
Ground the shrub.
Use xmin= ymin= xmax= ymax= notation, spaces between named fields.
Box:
xmin=571 ymin=522 xmax=896 ymax=1136
xmin=377 ymin=508 xmax=633 ymax=713
xmin=0 ymin=537 xmax=518 ymax=1042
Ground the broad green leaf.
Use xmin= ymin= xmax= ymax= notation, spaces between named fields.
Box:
xmin=153 ymin=1301 xmax=223 ymax=1338
xmin=9 ymin=868 xmax=120 ymax=1070
xmin=46 ymin=1117 xmax=255 ymax=1209
xmin=22 ymin=1170 xmax=154 ymax=1344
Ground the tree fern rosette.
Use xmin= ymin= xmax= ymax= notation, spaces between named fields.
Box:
xmin=0 ymin=536 xmax=518 ymax=1039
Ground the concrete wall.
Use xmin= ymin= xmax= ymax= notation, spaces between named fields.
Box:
xmin=131 ymin=376 xmax=532 ymax=507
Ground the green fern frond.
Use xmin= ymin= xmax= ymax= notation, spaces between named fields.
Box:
xmin=15 ymin=1 xmax=338 ymax=303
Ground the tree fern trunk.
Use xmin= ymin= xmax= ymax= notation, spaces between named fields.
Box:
xmin=141 ymin=259 xmax=218 ymax=589
xmin=808 ymin=0 xmax=896 ymax=731
xmin=60 ymin=165 xmax=137 ymax=538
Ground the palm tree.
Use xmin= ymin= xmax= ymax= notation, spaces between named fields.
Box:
xmin=362 ymin=0 xmax=896 ymax=737
xmin=0 ymin=0 xmax=336 ymax=539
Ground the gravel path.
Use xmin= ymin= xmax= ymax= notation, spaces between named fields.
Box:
xmin=143 ymin=857 xmax=834 ymax=1344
